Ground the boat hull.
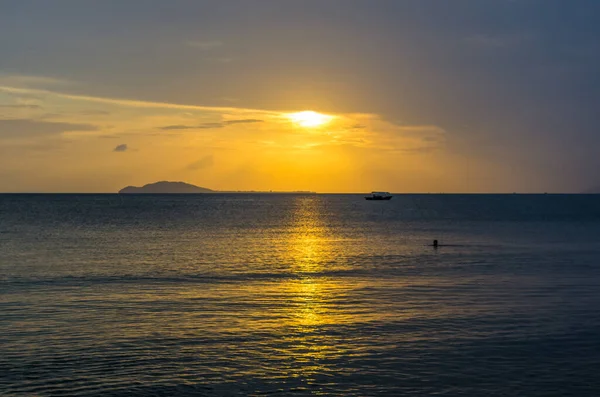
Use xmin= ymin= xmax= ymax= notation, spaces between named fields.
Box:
xmin=365 ymin=196 xmax=392 ymax=200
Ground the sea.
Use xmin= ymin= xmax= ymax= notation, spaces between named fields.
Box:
xmin=1 ymin=194 xmax=600 ymax=396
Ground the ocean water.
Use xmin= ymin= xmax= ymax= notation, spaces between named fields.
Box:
xmin=2 ymin=194 xmax=600 ymax=396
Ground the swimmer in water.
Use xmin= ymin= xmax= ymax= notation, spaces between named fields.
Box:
xmin=433 ymin=239 xmax=438 ymax=248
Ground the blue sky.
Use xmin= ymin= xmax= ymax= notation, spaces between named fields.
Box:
xmin=1 ymin=0 xmax=599 ymax=192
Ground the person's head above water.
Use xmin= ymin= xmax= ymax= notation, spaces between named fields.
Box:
xmin=433 ymin=239 xmax=438 ymax=247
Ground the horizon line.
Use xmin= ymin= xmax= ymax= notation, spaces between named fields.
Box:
xmin=0 ymin=191 xmax=594 ymax=195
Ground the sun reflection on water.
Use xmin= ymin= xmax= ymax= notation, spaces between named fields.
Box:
xmin=135 ymin=196 xmax=363 ymax=384
xmin=287 ymin=196 xmax=333 ymax=275
xmin=277 ymin=197 xmax=345 ymax=379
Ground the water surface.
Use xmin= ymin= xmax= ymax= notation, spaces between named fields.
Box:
xmin=2 ymin=194 xmax=600 ymax=396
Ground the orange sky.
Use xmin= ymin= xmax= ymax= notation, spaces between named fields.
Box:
xmin=0 ymin=81 xmax=526 ymax=193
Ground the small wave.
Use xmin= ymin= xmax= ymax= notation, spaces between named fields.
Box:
xmin=2 ymin=269 xmax=376 ymax=288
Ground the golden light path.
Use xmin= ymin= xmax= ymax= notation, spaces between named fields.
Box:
xmin=287 ymin=111 xmax=335 ymax=128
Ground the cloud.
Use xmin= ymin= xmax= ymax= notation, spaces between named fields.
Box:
xmin=77 ymin=109 xmax=111 ymax=116
xmin=186 ymin=155 xmax=214 ymax=170
xmin=186 ymin=40 xmax=223 ymax=50
xmin=159 ymin=123 xmax=223 ymax=130
xmin=113 ymin=144 xmax=128 ymax=152
xmin=395 ymin=125 xmax=446 ymax=134
xmin=223 ymin=119 xmax=263 ymax=125
xmin=4 ymin=91 xmax=42 ymax=100
xmin=0 ymin=104 xmax=41 ymax=109
xmin=0 ymin=74 xmax=71 ymax=88
xmin=159 ymin=119 xmax=264 ymax=130
xmin=0 ymin=85 xmax=271 ymax=114
xmin=210 ymin=57 xmax=235 ymax=64
xmin=0 ymin=119 xmax=97 ymax=139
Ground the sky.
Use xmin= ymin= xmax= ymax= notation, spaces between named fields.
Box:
xmin=1 ymin=0 xmax=599 ymax=193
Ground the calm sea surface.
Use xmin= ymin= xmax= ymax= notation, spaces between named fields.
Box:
xmin=2 ymin=194 xmax=600 ymax=396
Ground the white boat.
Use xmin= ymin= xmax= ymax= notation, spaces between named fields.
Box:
xmin=365 ymin=192 xmax=393 ymax=200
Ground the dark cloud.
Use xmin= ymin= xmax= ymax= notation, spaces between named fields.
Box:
xmin=113 ymin=143 xmax=128 ymax=152
xmin=187 ymin=155 xmax=214 ymax=170
xmin=192 ymin=122 xmax=224 ymax=129
xmin=159 ymin=119 xmax=264 ymax=131
xmin=159 ymin=123 xmax=223 ymax=130
xmin=157 ymin=125 xmax=190 ymax=131
xmin=0 ymin=118 xmax=97 ymax=139
xmin=223 ymin=119 xmax=264 ymax=125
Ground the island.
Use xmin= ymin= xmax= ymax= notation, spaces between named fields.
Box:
xmin=119 ymin=181 xmax=315 ymax=194
xmin=119 ymin=181 xmax=214 ymax=194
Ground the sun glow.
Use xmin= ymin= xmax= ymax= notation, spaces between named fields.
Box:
xmin=288 ymin=111 xmax=334 ymax=128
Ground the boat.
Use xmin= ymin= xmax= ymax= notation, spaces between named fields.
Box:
xmin=365 ymin=192 xmax=393 ymax=200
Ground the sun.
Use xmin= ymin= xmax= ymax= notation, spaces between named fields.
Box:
xmin=288 ymin=111 xmax=334 ymax=128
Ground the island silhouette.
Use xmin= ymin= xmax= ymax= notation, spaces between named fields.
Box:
xmin=119 ymin=181 xmax=214 ymax=194
xmin=119 ymin=181 xmax=315 ymax=194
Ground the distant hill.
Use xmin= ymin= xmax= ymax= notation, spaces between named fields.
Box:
xmin=119 ymin=181 xmax=214 ymax=194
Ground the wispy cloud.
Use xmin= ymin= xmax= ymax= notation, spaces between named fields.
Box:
xmin=77 ymin=109 xmax=111 ymax=116
xmin=0 ymin=85 xmax=274 ymax=114
xmin=0 ymin=74 xmax=71 ymax=88
xmin=186 ymin=40 xmax=223 ymax=50
xmin=159 ymin=119 xmax=264 ymax=130
xmin=159 ymin=123 xmax=223 ymax=131
xmin=0 ymin=119 xmax=97 ymax=139
xmin=0 ymin=83 xmax=448 ymax=175
xmin=186 ymin=155 xmax=214 ymax=170
xmin=210 ymin=57 xmax=235 ymax=64
xmin=395 ymin=125 xmax=446 ymax=134
xmin=0 ymin=104 xmax=41 ymax=109
xmin=223 ymin=119 xmax=263 ymax=125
